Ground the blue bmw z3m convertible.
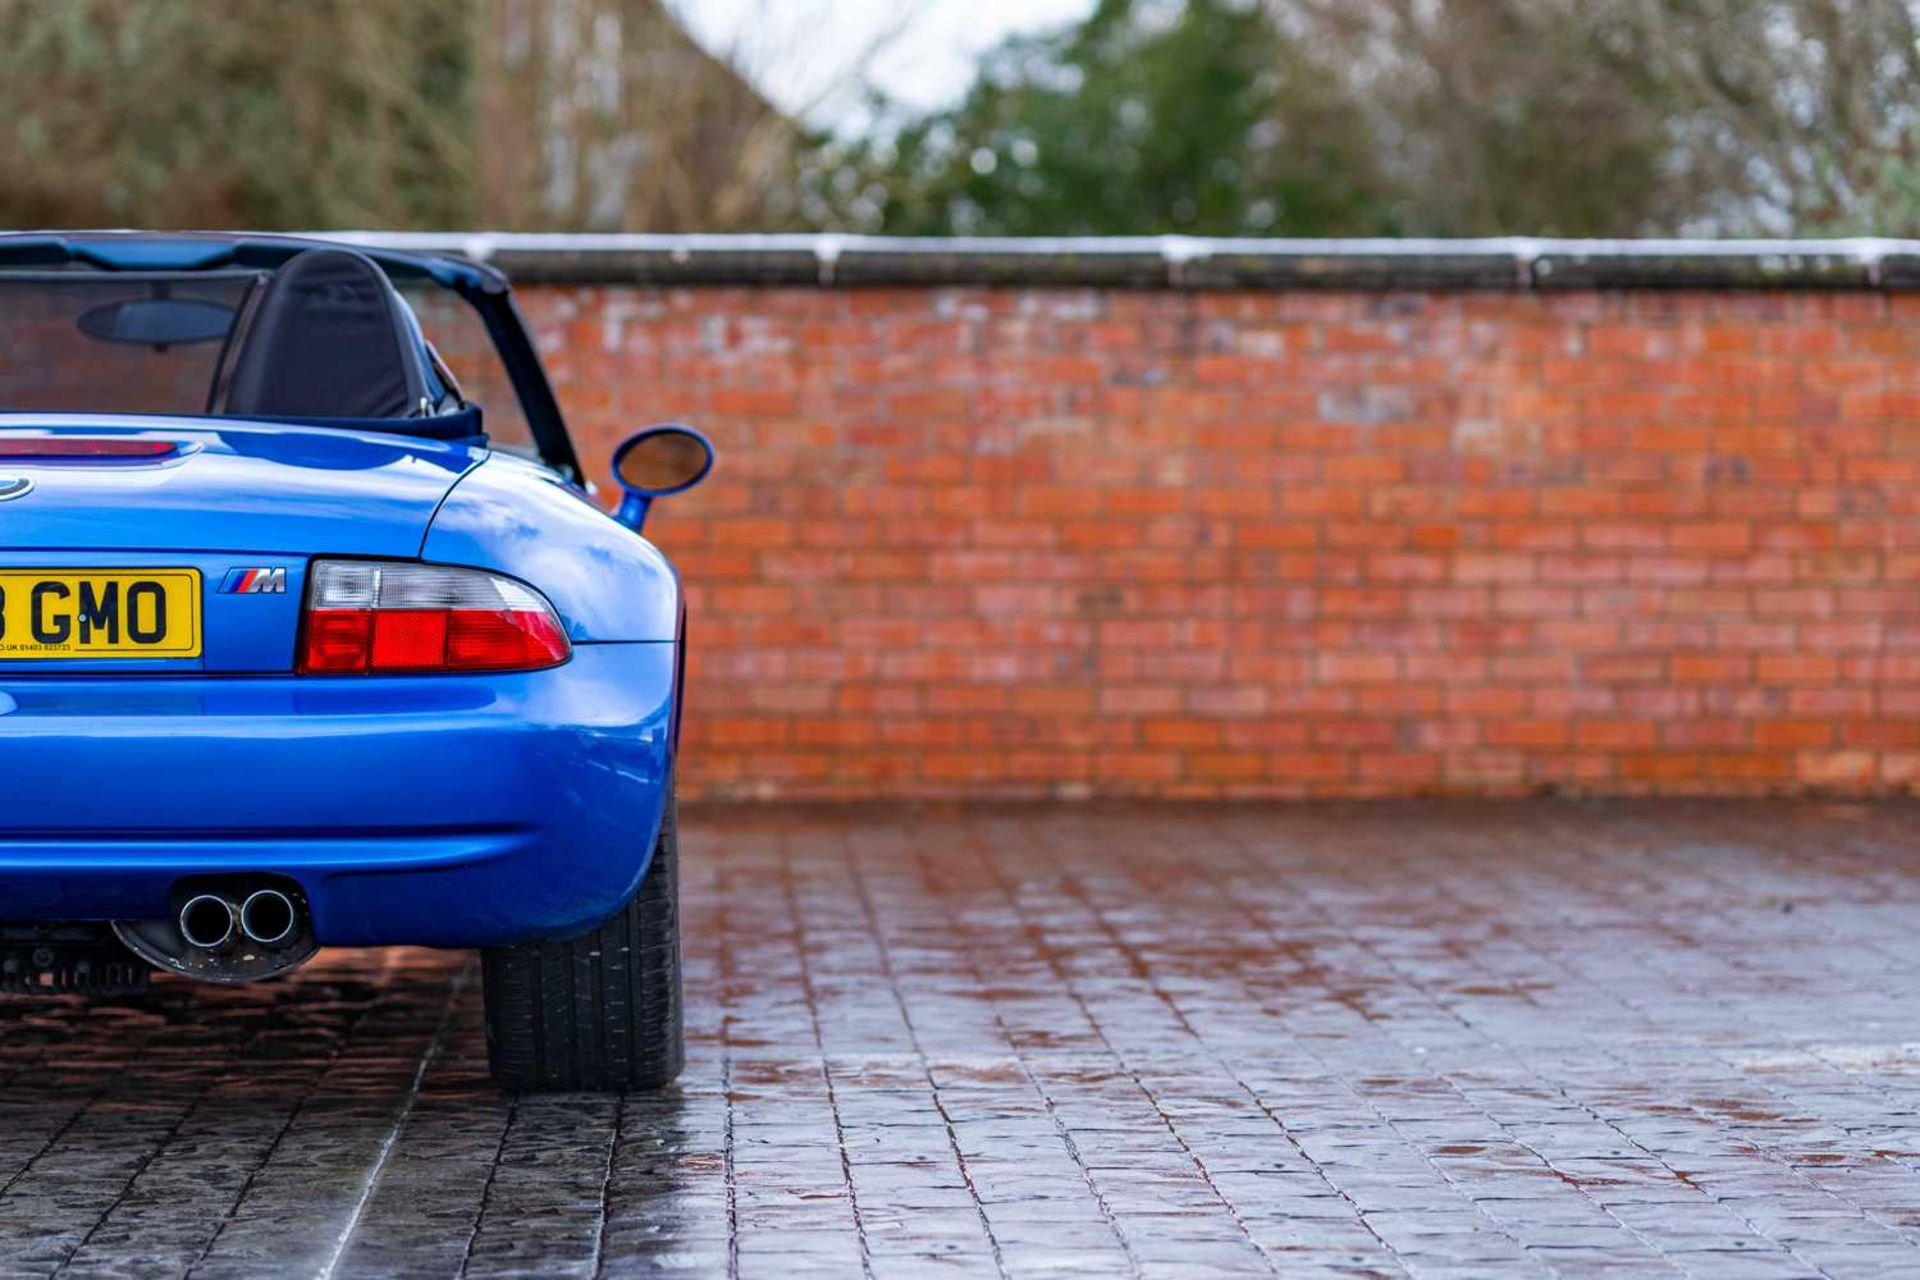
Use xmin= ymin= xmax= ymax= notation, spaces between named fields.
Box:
xmin=0 ymin=232 xmax=711 ymax=1092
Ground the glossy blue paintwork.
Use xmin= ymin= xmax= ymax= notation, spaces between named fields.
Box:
xmin=424 ymin=452 xmax=681 ymax=642
xmin=0 ymin=417 xmax=479 ymax=555
xmin=0 ymin=644 xmax=674 ymax=945
xmin=71 ymin=238 xmax=238 ymax=272
xmin=0 ymin=428 xmax=683 ymax=944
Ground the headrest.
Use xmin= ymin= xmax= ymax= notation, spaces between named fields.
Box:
xmin=217 ymin=248 xmax=428 ymax=419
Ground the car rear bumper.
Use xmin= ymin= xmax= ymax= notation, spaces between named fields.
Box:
xmin=0 ymin=643 xmax=676 ymax=947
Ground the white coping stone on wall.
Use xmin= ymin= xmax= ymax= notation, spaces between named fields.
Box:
xmin=317 ymin=232 xmax=1920 ymax=290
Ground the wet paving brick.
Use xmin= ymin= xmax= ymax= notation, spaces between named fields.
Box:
xmin=3 ymin=801 xmax=1920 ymax=1277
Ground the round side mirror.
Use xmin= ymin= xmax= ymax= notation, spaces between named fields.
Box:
xmin=608 ymin=425 xmax=714 ymax=533
xmin=612 ymin=424 xmax=714 ymax=497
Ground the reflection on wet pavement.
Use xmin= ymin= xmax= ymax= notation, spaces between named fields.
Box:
xmin=2 ymin=802 xmax=1920 ymax=1277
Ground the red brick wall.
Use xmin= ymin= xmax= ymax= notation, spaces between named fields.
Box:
xmin=518 ymin=283 xmax=1920 ymax=800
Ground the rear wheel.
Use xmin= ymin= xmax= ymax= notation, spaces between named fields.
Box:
xmin=481 ymin=781 xmax=684 ymax=1092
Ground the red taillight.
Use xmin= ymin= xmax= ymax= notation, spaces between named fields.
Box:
xmin=298 ymin=561 xmax=570 ymax=674
xmin=301 ymin=610 xmax=375 ymax=672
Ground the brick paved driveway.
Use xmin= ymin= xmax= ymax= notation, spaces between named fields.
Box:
xmin=1 ymin=803 xmax=1919 ymax=1279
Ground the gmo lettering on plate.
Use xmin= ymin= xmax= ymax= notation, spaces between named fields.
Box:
xmin=0 ymin=570 xmax=202 ymax=658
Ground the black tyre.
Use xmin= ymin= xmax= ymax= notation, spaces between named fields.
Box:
xmin=481 ymin=781 xmax=684 ymax=1092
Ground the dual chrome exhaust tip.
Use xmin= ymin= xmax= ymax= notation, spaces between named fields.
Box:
xmin=177 ymin=888 xmax=301 ymax=952
xmin=115 ymin=882 xmax=317 ymax=984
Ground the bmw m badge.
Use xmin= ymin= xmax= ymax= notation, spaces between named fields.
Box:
xmin=221 ymin=566 xmax=288 ymax=594
xmin=0 ymin=477 xmax=31 ymax=501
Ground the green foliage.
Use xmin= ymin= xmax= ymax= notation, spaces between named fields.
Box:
xmin=809 ymin=0 xmax=1395 ymax=236
xmin=0 ymin=0 xmax=1913 ymax=236
xmin=0 ymin=0 xmax=477 ymax=230
xmin=1341 ymin=1 xmax=1682 ymax=236
xmin=808 ymin=0 xmax=1920 ymax=238
xmin=1861 ymin=153 xmax=1920 ymax=236
xmin=0 ymin=0 xmax=792 ymax=234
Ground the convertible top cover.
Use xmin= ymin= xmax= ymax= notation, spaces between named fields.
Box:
xmin=0 ymin=247 xmax=470 ymax=437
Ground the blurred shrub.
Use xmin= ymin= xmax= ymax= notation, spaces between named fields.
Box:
xmin=805 ymin=0 xmax=1920 ymax=237
xmin=0 ymin=0 xmax=1913 ymax=236
xmin=800 ymin=0 xmax=1396 ymax=236
xmin=0 ymin=0 xmax=795 ymax=232
xmin=0 ymin=0 xmax=476 ymax=229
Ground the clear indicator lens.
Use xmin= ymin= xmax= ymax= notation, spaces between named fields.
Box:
xmin=309 ymin=561 xmax=547 ymax=612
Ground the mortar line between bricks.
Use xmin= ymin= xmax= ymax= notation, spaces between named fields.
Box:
xmin=1235 ymin=814 xmax=1749 ymax=1272
xmin=0 ymin=1107 xmax=82 ymax=1208
xmin=964 ymin=818 xmax=1294 ymax=1277
xmin=1205 ymin=817 xmax=1658 ymax=1258
xmin=0 ymin=1075 xmax=108 ymax=1204
xmin=588 ymin=1091 xmax=626 ymax=1280
xmin=0 ymin=1028 xmax=116 ymax=1262
xmin=1381 ymin=811 xmax=1897 ymax=1269
xmin=1217 ymin=812 xmax=1821 ymax=1276
xmin=723 ymin=1050 xmax=739 ymax=1280
xmin=6 ymin=994 xmax=277 ymax=1278
xmin=893 ymin=826 xmax=1148 ymax=1280
xmin=51 ymin=1070 xmax=230 ymax=1277
xmin=781 ymin=829 xmax=875 ymax=1280
xmin=1007 ymin=824 xmax=1385 ymax=1275
xmin=1484 ymin=812 xmax=1920 ymax=1257
xmin=457 ymin=1095 xmax=519 ymax=1280
xmin=718 ymin=845 xmax=740 ymax=1280
xmin=1078 ymin=821 xmax=1506 ymax=1269
xmin=842 ymin=828 xmax=1015 ymax=1280
xmin=179 ymin=1115 xmax=311 ymax=1280
xmin=1599 ymin=820 xmax=1920 ymax=1255
xmin=182 ymin=957 xmax=444 ymax=1280
xmin=1201 ymin=814 xmax=1686 ymax=1276
xmin=1767 ymin=1056 xmax=1920 ymax=1240
xmin=315 ymin=957 xmax=473 ymax=1280
xmin=1612 ymin=805 xmax=1920 ymax=1036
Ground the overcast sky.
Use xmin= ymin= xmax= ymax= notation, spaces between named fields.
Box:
xmin=665 ymin=0 xmax=1096 ymax=130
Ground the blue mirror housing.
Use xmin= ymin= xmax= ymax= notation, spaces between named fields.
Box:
xmin=610 ymin=424 xmax=713 ymax=533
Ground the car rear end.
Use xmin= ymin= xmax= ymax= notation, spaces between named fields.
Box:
xmin=0 ymin=423 xmax=674 ymax=982
xmin=0 ymin=235 xmax=694 ymax=1092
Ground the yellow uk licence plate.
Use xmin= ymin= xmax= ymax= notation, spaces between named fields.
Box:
xmin=0 ymin=569 xmax=202 ymax=658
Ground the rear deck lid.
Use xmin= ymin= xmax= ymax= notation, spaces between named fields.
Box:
xmin=0 ymin=418 xmax=482 ymax=673
xmin=0 ymin=417 xmax=479 ymax=554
